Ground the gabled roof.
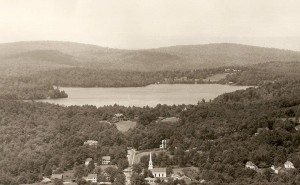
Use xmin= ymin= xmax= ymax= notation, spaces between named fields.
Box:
xmin=41 ymin=177 xmax=51 ymax=183
xmin=86 ymin=158 xmax=93 ymax=162
xmin=114 ymin=113 xmax=124 ymax=117
xmin=51 ymin=174 xmax=63 ymax=179
xmin=102 ymin=156 xmax=111 ymax=160
xmin=86 ymin=174 xmax=97 ymax=178
xmin=151 ymin=168 xmax=167 ymax=173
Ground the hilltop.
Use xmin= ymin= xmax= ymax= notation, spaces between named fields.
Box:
xmin=1 ymin=41 xmax=300 ymax=77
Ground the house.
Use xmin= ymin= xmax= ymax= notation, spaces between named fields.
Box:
xmin=83 ymin=174 xmax=97 ymax=183
xmin=160 ymin=140 xmax=167 ymax=150
xmin=85 ymin=158 xmax=93 ymax=166
xmin=84 ymin=140 xmax=98 ymax=146
xmin=171 ymin=174 xmax=191 ymax=181
xmin=148 ymin=153 xmax=167 ymax=178
xmin=295 ymin=125 xmax=300 ymax=131
xmin=99 ymin=182 xmax=112 ymax=185
xmin=112 ymin=113 xmax=125 ymax=122
xmin=145 ymin=177 xmax=156 ymax=184
xmin=284 ymin=161 xmax=295 ymax=169
xmin=271 ymin=165 xmax=284 ymax=174
xmin=41 ymin=177 xmax=51 ymax=184
xmin=245 ymin=161 xmax=258 ymax=170
xmin=102 ymin=156 xmax=111 ymax=165
xmin=51 ymin=174 xmax=63 ymax=181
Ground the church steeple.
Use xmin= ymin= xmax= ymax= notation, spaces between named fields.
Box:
xmin=148 ymin=152 xmax=153 ymax=170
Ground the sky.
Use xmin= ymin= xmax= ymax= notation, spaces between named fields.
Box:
xmin=1 ymin=0 xmax=300 ymax=50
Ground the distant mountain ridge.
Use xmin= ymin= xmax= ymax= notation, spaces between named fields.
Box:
xmin=1 ymin=41 xmax=300 ymax=76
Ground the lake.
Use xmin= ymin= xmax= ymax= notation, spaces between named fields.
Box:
xmin=39 ymin=84 xmax=251 ymax=107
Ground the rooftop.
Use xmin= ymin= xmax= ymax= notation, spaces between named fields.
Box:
xmin=86 ymin=174 xmax=97 ymax=178
xmin=51 ymin=174 xmax=63 ymax=179
xmin=102 ymin=156 xmax=111 ymax=160
xmin=151 ymin=168 xmax=167 ymax=173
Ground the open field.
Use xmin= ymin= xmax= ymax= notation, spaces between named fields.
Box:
xmin=173 ymin=166 xmax=199 ymax=175
xmin=114 ymin=120 xmax=137 ymax=132
xmin=161 ymin=117 xmax=179 ymax=123
xmin=133 ymin=149 xmax=172 ymax=164
xmin=203 ymin=73 xmax=229 ymax=82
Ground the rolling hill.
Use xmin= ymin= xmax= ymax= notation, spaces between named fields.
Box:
xmin=1 ymin=41 xmax=300 ymax=77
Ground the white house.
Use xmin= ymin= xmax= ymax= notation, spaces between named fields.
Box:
xmin=145 ymin=177 xmax=156 ymax=184
xmin=148 ymin=152 xmax=167 ymax=178
xmin=245 ymin=161 xmax=258 ymax=170
xmin=85 ymin=158 xmax=93 ymax=166
xmin=271 ymin=165 xmax=283 ymax=174
xmin=41 ymin=177 xmax=51 ymax=184
xmin=84 ymin=140 xmax=98 ymax=146
xmin=112 ymin=113 xmax=125 ymax=122
xmin=160 ymin=140 xmax=167 ymax=150
xmin=102 ymin=156 xmax=111 ymax=165
xmin=284 ymin=161 xmax=295 ymax=169
xmin=83 ymin=174 xmax=97 ymax=183
xmin=50 ymin=174 xmax=63 ymax=182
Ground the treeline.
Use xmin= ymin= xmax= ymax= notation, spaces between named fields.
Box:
xmin=126 ymin=79 xmax=300 ymax=184
xmin=14 ymin=67 xmax=230 ymax=88
xmin=3 ymin=62 xmax=300 ymax=100
xmin=0 ymin=79 xmax=67 ymax=100
xmin=0 ymin=100 xmax=185 ymax=185
xmin=2 ymin=79 xmax=300 ymax=184
xmin=221 ymin=61 xmax=300 ymax=86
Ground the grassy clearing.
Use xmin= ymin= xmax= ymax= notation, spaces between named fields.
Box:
xmin=172 ymin=166 xmax=199 ymax=175
xmin=161 ymin=117 xmax=179 ymax=123
xmin=203 ymin=73 xmax=229 ymax=82
xmin=114 ymin=120 xmax=137 ymax=132
xmin=133 ymin=149 xmax=172 ymax=164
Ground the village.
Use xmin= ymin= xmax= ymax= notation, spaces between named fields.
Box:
xmin=39 ymin=115 xmax=300 ymax=185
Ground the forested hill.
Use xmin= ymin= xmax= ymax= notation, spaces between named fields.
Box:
xmin=1 ymin=41 xmax=300 ymax=76
xmin=2 ymin=79 xmax=300 ymax=184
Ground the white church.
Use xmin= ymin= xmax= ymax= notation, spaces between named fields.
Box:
xmin=148 ymin=152 xmax=167 ymax=178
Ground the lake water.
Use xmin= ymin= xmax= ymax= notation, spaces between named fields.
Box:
xmin=39 ymin=84 xmax=250 ymax=107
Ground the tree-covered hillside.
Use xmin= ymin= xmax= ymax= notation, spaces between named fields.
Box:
xmin=1 ymin=78 xmax=300 ymax=184
xmin=1 ymin=41 xmax=300 ymax=75
xmin=127 ymin=79 xmax=300 ymax=184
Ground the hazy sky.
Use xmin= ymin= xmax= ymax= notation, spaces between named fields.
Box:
xmin=1 ymin=0 xmax=300 ymax=50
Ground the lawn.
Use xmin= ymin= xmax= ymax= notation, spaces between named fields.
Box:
xmin=161 ymin=117 xmax=179 ymax=123
xmin=203 ymin=73 xmax=229 ymax=82
xmin=133 ymin=149 xmax=172 ymax=164
xmin=114 ymin=120 xmax=137 ymax=132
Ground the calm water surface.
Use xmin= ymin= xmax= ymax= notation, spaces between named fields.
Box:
xmin=39 ymin=84 xmax=251 ymax=107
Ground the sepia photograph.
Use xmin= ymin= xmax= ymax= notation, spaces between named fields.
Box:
xmin=1 ymin=0 xmax=300 ymax=185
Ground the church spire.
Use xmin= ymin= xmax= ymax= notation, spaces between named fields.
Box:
xmin=148 ymin=152 xmax=153 ymax=170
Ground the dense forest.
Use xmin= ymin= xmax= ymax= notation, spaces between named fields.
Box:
xmin=128 ymin=79 xmax=300 ymax=185
xmin=1 ymin=76 xmax=300 ymax=184
xmin=2 ymin=59 xmax=300 ymax=101
xmin=2 ymin=42 xmax=300 ymax=184
xmin=0 ymin=67 xmax=228 ymax=100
